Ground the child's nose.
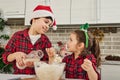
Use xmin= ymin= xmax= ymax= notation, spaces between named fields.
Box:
xmin=45 ymin=25 xmax=49 ymax=30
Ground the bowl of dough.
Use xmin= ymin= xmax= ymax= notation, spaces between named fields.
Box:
xmin=34 ymin=61 xmax=65 ymax=80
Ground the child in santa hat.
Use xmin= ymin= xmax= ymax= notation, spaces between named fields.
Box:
xmin=2 ymin=5 xmax=57 ymax=74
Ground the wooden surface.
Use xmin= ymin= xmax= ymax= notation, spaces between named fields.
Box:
xmin=21 ymin=77 xmax=36 ymax=80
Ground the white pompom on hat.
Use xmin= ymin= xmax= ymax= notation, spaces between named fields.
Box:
xmin=52 ymin=20 xmax=57 ymax=30
xmin=30 ymin=5 xmax=57 ymax=30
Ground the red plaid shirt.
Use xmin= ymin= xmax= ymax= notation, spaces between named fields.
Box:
xmin=2 ymin=28 xmax=52 ymax=74
xmin=62 ymin=53 xmax=100 ymax=80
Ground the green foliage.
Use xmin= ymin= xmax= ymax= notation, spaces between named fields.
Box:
xmin=0 ymin=15 xmax=12 ymax=73
xmin=0 ymin=47 xmax=12 ymax=73
xmin=0 ymin=18 xmax=6 ymax=31
xmin=0 ymin=34 xmax=10 ymax=40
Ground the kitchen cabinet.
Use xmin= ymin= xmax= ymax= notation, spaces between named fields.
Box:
xmin=101 ymin=64 xmax=120 ymax=80
xmin=50 ymin=0 xmax=70 ymax=25
xmin=71 ymin=0 xmax=97 ymax=24
xmin=97 ymin=0 xmax=120 ymax=23
xmin=0 ymin=0 xmax=25 ymax=18
xmin=25 ymin=0 xmax=95 ymax=25
xmin=25 ymin=0 xmax=120 ymax=25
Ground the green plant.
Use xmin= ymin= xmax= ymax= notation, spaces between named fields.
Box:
xmin=0 ymin=12 xmax=12 ymax=73
xmin=0 ymin=34 xmax=10 ymax=40
xmin=0 ymin=47 xmax=12 ymax=73
xmin=0 ymin=18 xmax=6 ymax=31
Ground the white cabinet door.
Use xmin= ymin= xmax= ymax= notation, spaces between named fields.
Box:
xmin=50 ymin=0 xmax=70 ymax=24
xmin=97 ymin=0 xmax=120 ymax=23
xmin=25 ymin=0 xmax=42 ymax=25
xmin=71 ymin=0 xmax=97 ymax=24
xmin=101 ymin=65 xmax=120 ymax=80
xmin=0 ymin=0 xmax=25 ymax=18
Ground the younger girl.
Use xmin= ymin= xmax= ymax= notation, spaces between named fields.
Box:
xmin=47 ymin=25 xmax=101 ymax=80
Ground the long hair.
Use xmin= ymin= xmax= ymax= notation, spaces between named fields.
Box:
xmin=73 ymin=30 xmax=101 ymax=67
xmin=89 ymin=34 xmax=101 ymax=67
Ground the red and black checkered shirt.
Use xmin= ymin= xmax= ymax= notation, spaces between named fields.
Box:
xmin=62 ymin=53 xmax=100 ymax=80
xmin=2 ymin=28 xmax=52 ymax=74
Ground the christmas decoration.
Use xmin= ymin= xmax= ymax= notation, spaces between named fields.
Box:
xmin=80 ymin=23 xmax=89 ymax=48
xmin=92 ymin=28 xmax=104 ymax=42
xmin=0 ymin=11 xmax=12 ymax=73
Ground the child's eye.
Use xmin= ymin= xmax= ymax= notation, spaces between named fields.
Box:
xmin=70 ymin=38 xmax=72 ymax=41
xmin=45 ymin=21 xmax=49 ymax=24
xmin=49 ymin=24 xmax=52 ymax=27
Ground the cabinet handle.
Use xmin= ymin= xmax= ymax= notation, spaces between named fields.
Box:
xmin=39 ymin=0 xmax=51 ymax=5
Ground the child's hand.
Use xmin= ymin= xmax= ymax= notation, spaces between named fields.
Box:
xmin=46 ymin=47 xmax=56 ymax=58
xmin=81 ymin=58 xmax=94 ymax=72
xmin=46 ymin=47 xmax=56 ymax=64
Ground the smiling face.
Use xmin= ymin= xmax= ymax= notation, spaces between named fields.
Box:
xmin=30 ymin=17 xmax=53 ymax=35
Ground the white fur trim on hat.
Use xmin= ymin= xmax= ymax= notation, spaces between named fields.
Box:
xmin=52 ymin=20 xmax=57 ymax=30
xmin=31 ymin=10 xmax=54 ymax=22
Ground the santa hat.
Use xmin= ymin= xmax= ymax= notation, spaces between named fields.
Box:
xmin=30 ymin=5 xmax=57 ymax=30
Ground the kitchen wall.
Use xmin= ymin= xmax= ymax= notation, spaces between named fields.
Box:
xmin=2 ymin=24 xmax=120 ymax=57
